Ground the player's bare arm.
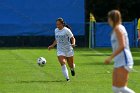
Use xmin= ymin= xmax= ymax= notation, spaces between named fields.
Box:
xmin=70 ymin=37 xmax=76 ymax=47
xmin=105 ymin=27 xmax=126 ymax=64
xmin=48 ymin=40 xmax=57 ymax=50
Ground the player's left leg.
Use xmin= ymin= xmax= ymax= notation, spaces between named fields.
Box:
xmin=138 ymin=32 xmax=140 ymax=47
xmin=112 ymin=67 xmax=135 ymax=93
xmin=67 ymin=56 xmax=75 ymax=76
xmin=119 ymin=86 xmax=135 ymax=93
xmin=113 ymin=67 xmax=128 ymax=87
xmin=138 ymin=31 xmax=140 ymax=40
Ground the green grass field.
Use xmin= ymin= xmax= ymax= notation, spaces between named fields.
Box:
xmin=0 ymin=48 xmax=140 ymax=93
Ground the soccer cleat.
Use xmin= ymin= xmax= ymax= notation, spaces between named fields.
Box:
xmin=71 ymin=69 xmax=75 ymax=76
xmin=66 ymin=79 xmax=70 ymax=82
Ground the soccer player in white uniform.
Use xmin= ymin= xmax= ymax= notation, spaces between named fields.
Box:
xmin=48 ymin=18 xmax=76 ymax=81
xmin=104 ymin=10 xmax=135 ymax=93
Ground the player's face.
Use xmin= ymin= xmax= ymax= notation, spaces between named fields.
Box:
xmin=108 ymin=18 xmax=113 ymax=27
xmin=56 ymin=21 xmax=63 ymax=30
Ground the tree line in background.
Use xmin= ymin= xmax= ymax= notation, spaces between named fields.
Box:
xmin=88 ymin=0 xmax=140 ymax=22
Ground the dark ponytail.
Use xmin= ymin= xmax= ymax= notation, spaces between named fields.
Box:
xmin=64 ymin=22 xmax=72 ymax=30
xmin=56 ymin=18 xmax=72 ymax=30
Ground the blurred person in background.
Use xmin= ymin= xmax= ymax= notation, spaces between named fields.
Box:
xmin=90 ymin=13 xmax=96 ymax=22
xmin=137 ymin=18 xmax=140 ymax=46
xmin=137 ymin=18 xmax=140 ymax=40
xmin=105 ymin=10 xmax=135 ymax=93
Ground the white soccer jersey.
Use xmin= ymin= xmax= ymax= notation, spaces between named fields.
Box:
xmin=55 ymin=27 xmax=73 ymax=52
xmin=111 ymin=24 xmax=134 ymax=68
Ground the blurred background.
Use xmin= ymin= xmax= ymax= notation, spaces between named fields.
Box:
xmin=88 ymin=0 xmax=140 ymax=21
xmin=0 ymin=0 xmax=139 ymax=47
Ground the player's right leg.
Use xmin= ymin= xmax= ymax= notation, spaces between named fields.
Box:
xmin=57 ymin=51 xmax=70 ymax=81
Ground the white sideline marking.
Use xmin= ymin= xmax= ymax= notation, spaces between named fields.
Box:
xmin=92 ymin=49 xmax=111 ymax=56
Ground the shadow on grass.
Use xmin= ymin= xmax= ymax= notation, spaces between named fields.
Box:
xmin=82 ymin=60 xmax=140 ymax=66
xmin=80 ymin=61 xmax=113 ymax=66
xmin=81 ymin=60 xmax=140 ymax=66
xmin=16 ymin=80 xmax=65 ymax=83
xmin=80 ymin=54 xmax=111 ymax=56
xmin=134 ymin=60 xmax=140 ymax=66
xmin=75 ymin=48 xmax=112 ymax=52
xmin=130 ymin=48 xmax=140 ymax=52
xmin=132 ymin=54 xmax=140 ymax=57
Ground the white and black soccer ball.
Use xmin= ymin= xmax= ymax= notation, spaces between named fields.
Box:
xmin=37 ymin=57 xmax=46 ymax=67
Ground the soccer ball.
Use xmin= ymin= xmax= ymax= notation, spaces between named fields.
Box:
xmin=37 ymin=57 xmax=46 ymax=67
